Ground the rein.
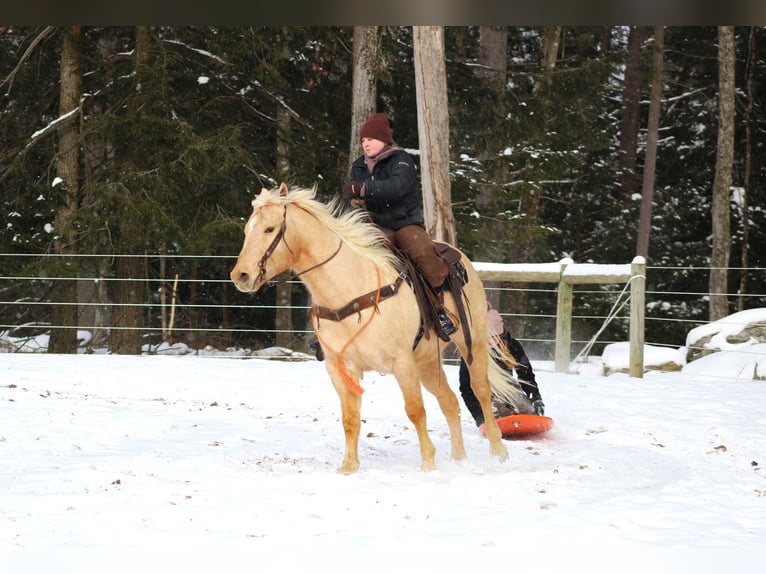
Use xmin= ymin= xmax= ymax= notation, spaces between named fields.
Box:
xmin=293 ymin=239 xmax=343 ymax=279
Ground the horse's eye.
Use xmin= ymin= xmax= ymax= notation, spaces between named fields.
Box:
xmin=264 ymin=226 xmax=275 ymax=233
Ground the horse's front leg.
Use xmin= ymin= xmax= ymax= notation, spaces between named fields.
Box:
xmin=326 ymin=361 xmax=363 ymax=474
xmin=416 ymin=355 xmax=466 ymax=462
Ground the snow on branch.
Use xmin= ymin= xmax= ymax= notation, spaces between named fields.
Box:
xmin=27 ymin=107 xmax=81 ymax=147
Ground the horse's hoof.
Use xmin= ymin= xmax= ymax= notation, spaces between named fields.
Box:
xmin=337 ymin=461 xmax=360 ymax=474
xmin=490 ymin=441 xmax=509 ymax=461
xmin=420 ymin=460 xmax=437 ymax=472
xmin=451 ymin=450 xmax=467 ymax=462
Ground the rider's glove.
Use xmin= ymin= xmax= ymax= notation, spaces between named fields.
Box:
xmin=345 ymin=181 xmax=365 ymax=198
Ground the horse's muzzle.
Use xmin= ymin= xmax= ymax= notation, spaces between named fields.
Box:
xmin=230 ymin=268 xmax=258 ymax=292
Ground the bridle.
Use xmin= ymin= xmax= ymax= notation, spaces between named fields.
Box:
xmin=256 ymin=204 xmax=342 ymax=284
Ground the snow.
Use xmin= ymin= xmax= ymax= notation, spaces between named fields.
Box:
xmin=563 ymin=262 xmax=632 ymax=278
xmin=472 ymin=257 xmax=639 ymax=279
xmin=2 ymin=341 xmax=766 ymax=571
xmin=28 ymin=107 xmax=79 ymax=143
xmin=473 ymin=260 xmax=563 ymax=275
xmin=601 ymin=341 xmax=685 ymax=371
xmin=683 ymin=344 xmax=766 ymax=381
xmin=686 ymin=307 xmax=766 ymax=348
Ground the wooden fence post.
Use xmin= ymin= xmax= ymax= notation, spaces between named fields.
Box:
xmin=555 ymin=258 xmax=573 ymax=373
xmin=629 ymin=256 xmax=646 ymax=378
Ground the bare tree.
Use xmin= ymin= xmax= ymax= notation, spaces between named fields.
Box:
xmin=542 ymin=26 xmax=562 ymax=72
xmin=507 ymin=26 xmax=562 ymax=336
xmin=48 ymin=26 xmax=83 ymax=354
xmin=274 ymin=103 xmax=294 ymax=348
xmin=110 ymin=26 xmax=151 ymax=354
xmin=474 ymin=26 xmax=508 ymax=312
xmin=535 ymin=25 xmax=562 ymax=93
xmin=709 ymin=26 xmax=736 ymax=321
xmin=272 ymin=30 xmax=295 ymax=349
xmin=636 ymin=26 xmax=664 ymax=259
xmin=475 ymin=26 xmax=507 ymax=93
xmin=619 ymin=26 xmax=650 ymax=201
xmin=348 ymin=26 xmax=382 ymax=170
xmin=474 ymin=25 xmax=508 ymax=223
xmin=738 ymin=27 xmax=756 ymax=311
xmin=413 ymin=26 xmax=455 ymax=244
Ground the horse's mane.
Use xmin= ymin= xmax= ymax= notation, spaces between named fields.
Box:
xmin=252 ymin=186 xmax=401 ymax=272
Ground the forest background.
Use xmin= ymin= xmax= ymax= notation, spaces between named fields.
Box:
xmin=1 ymin=26 xmax=764 ymax=357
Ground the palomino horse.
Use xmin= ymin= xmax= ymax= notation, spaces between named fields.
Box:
xmin=230 ymin=184 xmax=529 ymax=473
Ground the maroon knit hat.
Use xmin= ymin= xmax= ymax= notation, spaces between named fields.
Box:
xmin=359 ymin=112 xmax=394 ymax=145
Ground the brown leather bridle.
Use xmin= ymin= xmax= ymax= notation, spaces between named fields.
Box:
xmin=256 ymin=204 xmax=342 ymax=284
xmin=256 ymin=206 xmax=290 ymax=284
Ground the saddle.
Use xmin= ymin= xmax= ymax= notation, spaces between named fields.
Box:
xmin=388 ymin=239 xmax=474 ymax=364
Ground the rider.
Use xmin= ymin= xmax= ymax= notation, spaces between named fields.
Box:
xmin=310 ymin=112 xmax=455 ymax=362
xmin=344 ymin=112 xmax=456 ymax=338
xmin=459 ymin=306 xmax=546 ymax=424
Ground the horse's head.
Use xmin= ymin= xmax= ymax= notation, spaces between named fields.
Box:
xmin=230 ymin=183 xmax=296 ymax=293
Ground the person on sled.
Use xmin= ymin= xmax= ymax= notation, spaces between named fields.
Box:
xmin=309 ymin=111 xmax=456 ymax=362
xmin=459 ymin=306 xmax=546 ymax=424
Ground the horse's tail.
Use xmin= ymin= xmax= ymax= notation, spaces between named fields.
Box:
xmin=486 ymin=340 xmax=531 ymax=410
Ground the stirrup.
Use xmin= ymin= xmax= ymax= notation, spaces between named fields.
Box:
xmin=434 ymin=283 xmax=456 ymax=341
xmin=436 ymin=309 xmax=456 ymax=341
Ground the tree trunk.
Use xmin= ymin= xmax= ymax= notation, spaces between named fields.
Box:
xmin=275 ymin=103 xmax=292 ymax=348
xmin=348 ymin=26 xmax=382 ymax=170
xmin=474 ymin=26 xmax=508 ymax=312
xmin=738 ymin=27 xmax=755 ymax=312
xmin=619 ymin=26 xmax=650 ymax=201
xmin=110 ymin=256 xmax=146 ymax=354
xmin=709 ymin=26 xmax=735 ymax=322
xmin=413 ymin=26 xmax=455 ymax=244
xmin=110 ymin=26 xmax=150 ymax=354
xmin=508 ymin=27 xmax=562 ymax=336
xmin=542 ymin=26 xmax=562 ymax=71
xmin=476 ymin=26 xmax=507 ymax=93
xmin=48 ymin=26 xmax=83 ymax=354
xmin=80 ymin=33 xmax=118 ymax=349
xmin=534 ymin=25 xmax=561 ymax=93
xmin=636 ymin=26 xmax=664 ymax=259
xmin=475 ymin=25 xmax=508 ymax=220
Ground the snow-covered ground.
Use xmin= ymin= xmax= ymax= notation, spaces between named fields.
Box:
xmin=2 ymin=341 xmax=765 ymax=572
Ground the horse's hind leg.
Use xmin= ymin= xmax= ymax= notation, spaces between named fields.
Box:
xmin=416 ymin=355 xmax=467 ymax=462
xmin=466 ymin=350 xmax=509 ymax=461
xmin=453 ymin=328 xmax=507 ymax=459
xmin=326 ymin=362 xmax=363 ymax=474
xmin=394 ymin=362 xmax=437 ymax=471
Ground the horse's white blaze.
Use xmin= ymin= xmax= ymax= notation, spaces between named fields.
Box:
xmin=244 ymin=211 xmax=258 ymax=236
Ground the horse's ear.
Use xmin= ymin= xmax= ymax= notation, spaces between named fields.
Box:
xmin=278 ymin=182 xmax=289 ymax=197
xmin=259 ymin=187 xmax=270 ymax=197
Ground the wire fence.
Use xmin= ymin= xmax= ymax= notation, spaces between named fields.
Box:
xmin=2 ymin=253 xmax=765 ymax=370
